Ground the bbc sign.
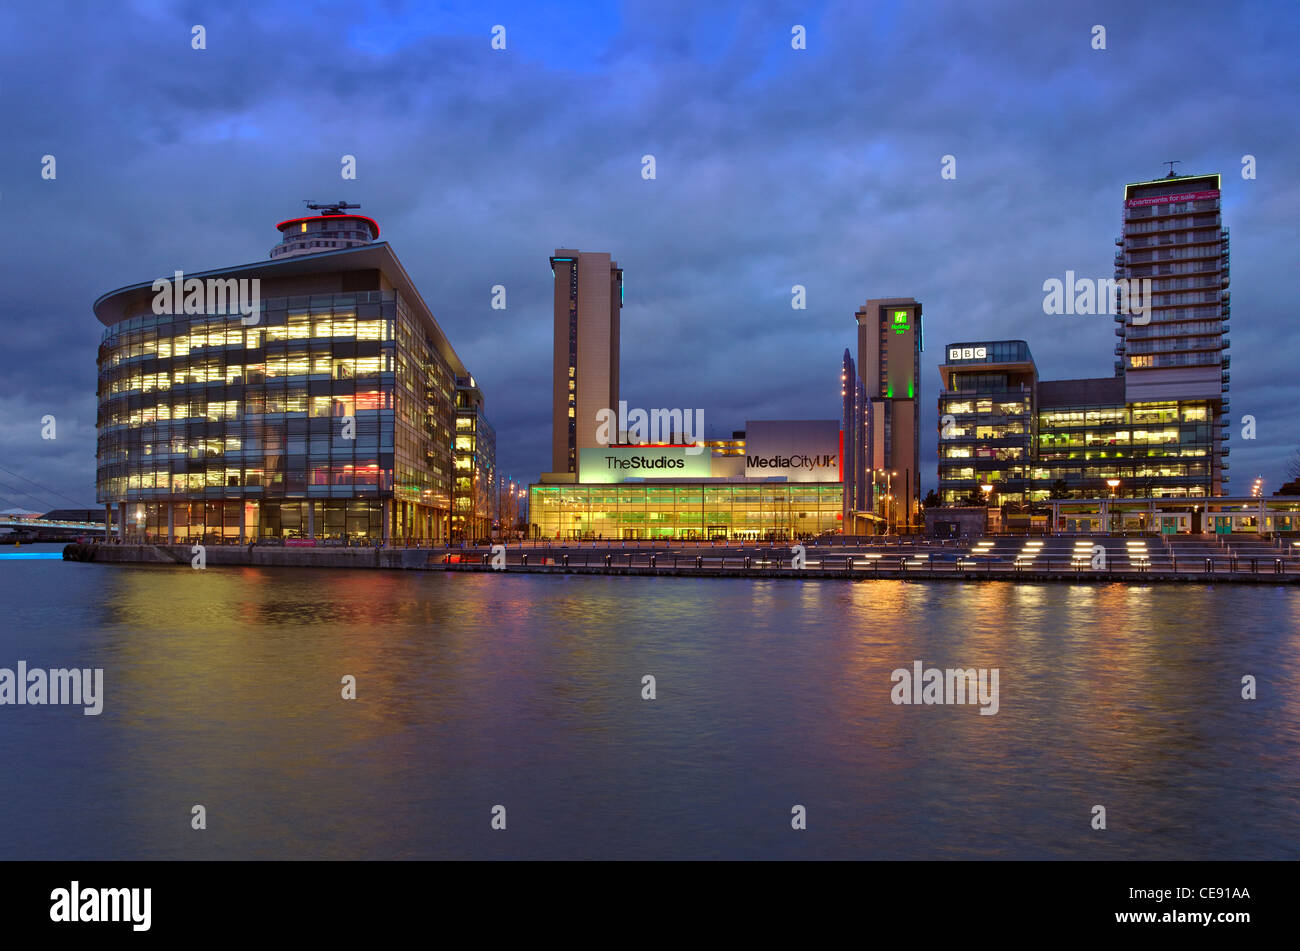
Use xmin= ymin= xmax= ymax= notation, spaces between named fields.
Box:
xmin=948 ymin=346 xmax=987 ymax=361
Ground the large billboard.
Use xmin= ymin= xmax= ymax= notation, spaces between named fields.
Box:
xmin=744 ymin=419 xmax=841 ymax=482
xmin=579 ymin=446 xmax=713 ymax=483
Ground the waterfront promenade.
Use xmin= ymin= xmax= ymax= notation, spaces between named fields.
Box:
xmin=64 ymin=534 xmax=1300 ymax=583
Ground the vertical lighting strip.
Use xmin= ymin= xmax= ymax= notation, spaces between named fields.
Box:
xmin=568 ymin=262 xmax=578 ymax=471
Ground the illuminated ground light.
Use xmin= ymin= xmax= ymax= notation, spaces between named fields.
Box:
xmin=1015 ymin=539 xmax=1044 ymax=567
xmin=1072 ymin=539 xmax=1099 ymax=567
xmin=1126 ymin=540 xmax=1150 ymax=568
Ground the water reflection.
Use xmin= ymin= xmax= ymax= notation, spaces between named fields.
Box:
xmin=1 ymin=560 xmax=1297 ymax=859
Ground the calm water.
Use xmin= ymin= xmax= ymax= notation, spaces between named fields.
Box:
xmin=2 ymin=543 xmax=1298 ymax=859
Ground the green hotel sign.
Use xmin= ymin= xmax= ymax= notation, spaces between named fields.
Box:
xmin=893 ymin=309 xmax=910 ymax=334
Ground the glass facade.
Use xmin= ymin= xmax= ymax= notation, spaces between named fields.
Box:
xmin=529 ymin=483 xmax=844 ymax=541
xmin=452 ymin=379 xmax=497 ymax=542
xmin=1036 ymin=400 xmax=1213 ymax=498
xmin=97 ymin=285 xmax=471 ymax=543
xmin=937 ymin=340 xmax=1214 ymax=503
xmin=1115 ymin=173 xmax=1230 ymax=493
xmin=937 ymin=387 xmax=1035 ymax=503
xmin=937 ymin=341 xmax=1037 ymax=505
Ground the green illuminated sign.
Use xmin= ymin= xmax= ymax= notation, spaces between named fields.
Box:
xmin=579 ymin=446 xmax=712 ymax=483
xmin=893 ymin=309 xmax=910 ymax=334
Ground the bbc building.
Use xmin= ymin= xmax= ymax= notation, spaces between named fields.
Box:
xmin=937 ymin=340 xmax=1217 ymax=503
xmin=937 ymin=169 xmax=1232 ymax=509
xmin=95 ymin=208 xmax=496 ymax=544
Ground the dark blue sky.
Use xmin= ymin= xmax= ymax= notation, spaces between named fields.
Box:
xmin=2 ymin=0 xmax=1297 ymax=510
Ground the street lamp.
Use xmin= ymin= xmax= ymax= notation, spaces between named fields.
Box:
xmin=1106 ymin=479 xmax=1121 ymax=533
xmin=979 ymin=484 xmax=994 ymax=535
xmin=890 ymin=471 xmax=899 ymax=533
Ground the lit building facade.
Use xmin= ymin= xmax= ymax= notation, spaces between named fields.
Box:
xmin=549 ymin=250 xmax=622 ymax=479
xmin=530 ymin=482 xmax=843 ymax=541
xmin=532 ymin=249 xmax=842 ymax=540
xmin=1114 ymin=171 xmax=1229 ymax=493
xmin=452 ymin=376 xmax=497 ymax=541
xmin=95 ymin=208 xmax=491 ymax=543
xmin=937 ymin=339 xmax=1216 ymax=503
xmin=840 ymin=349 xmax=871 ymax=531
xmin=853 ymin=297 xmax=922 ymax=531
xmin=530 ymin=420 xmax=844 ymax=541
xmin=1037 ymin=381 xmax=1213 ymax=498
xmin=936 ymin=341 xmax=1037 ymax=504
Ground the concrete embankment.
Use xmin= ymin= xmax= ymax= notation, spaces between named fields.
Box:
xmin=61 ymin=543 xmax=1299 ymax=583
xmin=62 ymin=543 xmax=433 ymax=570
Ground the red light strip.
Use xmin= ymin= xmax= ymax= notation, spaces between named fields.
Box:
xmin=274 ymin=214 xmax=381 ymax=238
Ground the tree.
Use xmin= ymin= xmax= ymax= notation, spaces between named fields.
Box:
xmin=922 ymin=489 xmax=941 ymax=510
xmin=963 ymin=488 xmax=985 ymax=507
xmin=1048 ymin=478 xmax=1070 ymax=500
xmin=1276 ymin=448 xmax=1300 ymax=495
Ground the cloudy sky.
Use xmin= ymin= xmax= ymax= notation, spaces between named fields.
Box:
xmin=1 ymin=0 xmax=1296 ymax=510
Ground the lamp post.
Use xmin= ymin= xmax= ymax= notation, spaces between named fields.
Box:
xmin=889 ymin=471 xmax=898 ymax=534
xmin=1106 ymin=478 xmax=1121 ymax=533
xmin=872 ymin=468 xmax=885 ymax=535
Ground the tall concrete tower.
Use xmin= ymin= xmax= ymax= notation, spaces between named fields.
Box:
xmin=855 ymin=297 xmax=922 ymax=532
xmin=549 ymin=250 xmax=623 ymax=479
xmin=1114 ymin=170 xmax=1230 ymax=494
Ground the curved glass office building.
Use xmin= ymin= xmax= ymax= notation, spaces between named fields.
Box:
xmin=95 ymin=209 xmax=493 ymax=544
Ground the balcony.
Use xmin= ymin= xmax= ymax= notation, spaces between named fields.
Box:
xmin=1222 ymin=371 xmax=1230 ymax=384
xmin=1114 ymin=344 xmax=1124 ymax=355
